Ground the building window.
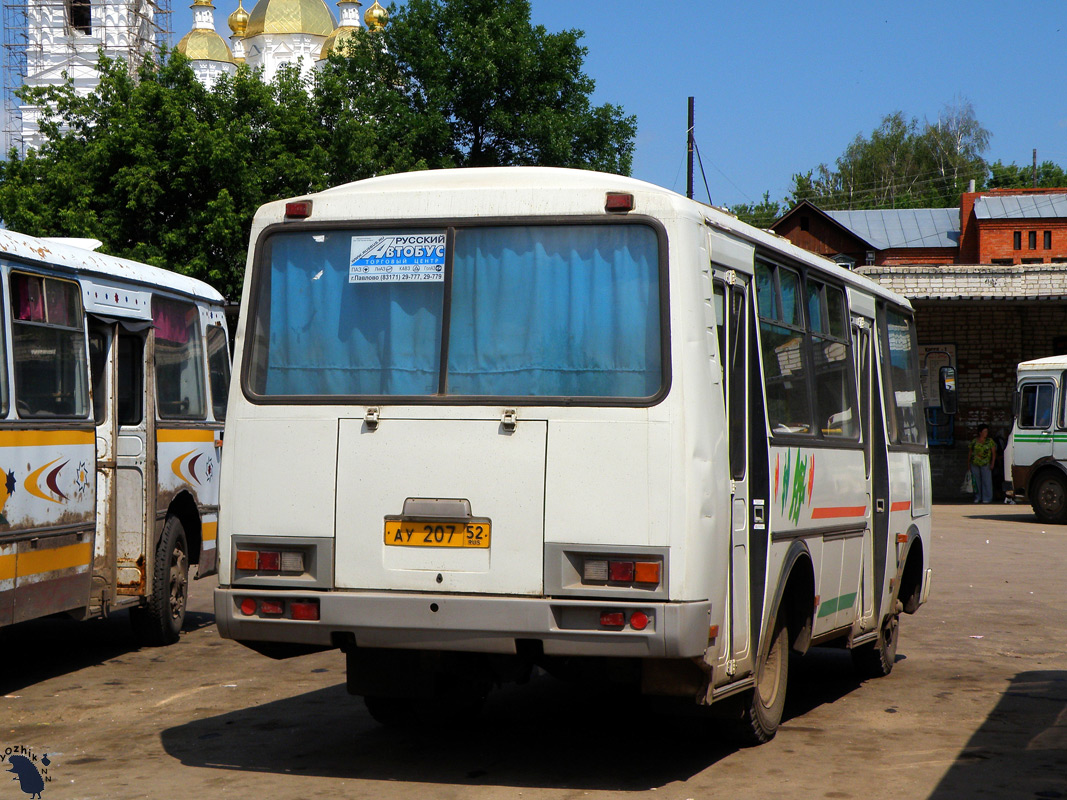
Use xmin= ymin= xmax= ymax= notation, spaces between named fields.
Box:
xmin=68 ymin=0 xmax=91 ymax=34
xmin=1022 ymin=257 xmax=1044 ymax=264
xmin=991 ymin=258 xmax=1013 ymax=265
xmin=800 ymin=216 xmax=810 ymax=232
xmin=1014 ymin=231 xmax=1022 ymax=250
xmin=1029 ymin=231 xmax=1038 ymax=250
xmin=1045 ymin=231 xmax=1052 ymax=250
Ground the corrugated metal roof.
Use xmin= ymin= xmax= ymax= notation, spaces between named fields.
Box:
xmin=824 ymin=208 xmax=960 ymax=250
xmin=974 ymin=194 xmax=1067 ymax=219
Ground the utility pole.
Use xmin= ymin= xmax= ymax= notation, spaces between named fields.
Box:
xmin=687 ymin=97 xmax=694 ymax=200
xmin=1033 ymin=149 xmax=1038 ymax=187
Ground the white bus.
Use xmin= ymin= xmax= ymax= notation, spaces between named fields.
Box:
xmin=1009 ymin=355 xmax=1067 ymax=522
xmin=216 ymin=168 xmax=933 ymax=742
xmin=0 ymin=230 xmax=229 ymax=644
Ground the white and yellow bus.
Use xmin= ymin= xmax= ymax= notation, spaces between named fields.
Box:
xmin=1009 ymin=355 xmax=1067 ymax=522
xmin=216 ymin=168 xmax=933 ymax=741
xmin=0 ymin=230 xmax=228 ymax=644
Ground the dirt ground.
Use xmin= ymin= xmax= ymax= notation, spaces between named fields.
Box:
xmin=2 ymin=503 xmax=1066 ymax=800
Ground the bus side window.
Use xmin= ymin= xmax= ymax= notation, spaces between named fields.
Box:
xmin=206 ymin=324 xmax=230 ymax=422
xmin=152 ymin=296 xmax=206 ymax=420
xmin=10 ymin=272 xmax=88 ymax=418
xmin=729 ymin=285 xmax=747 ymax=478
xmin=756 ymin=261 xmax=813 ymax=435
xmin=88 ymin=329 xmax=107 ymax=426
xmin=1019 ymin=383 xmax=1054 ymax=429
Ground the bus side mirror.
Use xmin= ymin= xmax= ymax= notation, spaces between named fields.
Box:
xmin=939 ymin=366 xmax=958 ymax=415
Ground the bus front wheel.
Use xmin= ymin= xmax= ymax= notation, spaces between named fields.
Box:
xmin=1031 ymin=472 xmax=1067 ymax=524
xmin=131 ymin=515 xmax=189 ymax=646
xmin=852 ymin=612 xmax=898 ymax=679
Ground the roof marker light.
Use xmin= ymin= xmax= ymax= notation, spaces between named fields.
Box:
xmin=285 ymin=200 xmax=313 ymax=219
xmin=605 ymin=192 xmax=634 ymax=212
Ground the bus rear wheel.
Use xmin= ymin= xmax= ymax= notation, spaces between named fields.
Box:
xmin=737 ymin=617 xmax=789 ymax=745
xmin=1031 ymin=472 xmax=1067 ymax=523
xmin=131 ymin=515 xmax=189 ymax=646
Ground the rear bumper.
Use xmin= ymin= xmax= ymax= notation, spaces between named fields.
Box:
xmin=214 ymin=588 xmax=712 ymax=659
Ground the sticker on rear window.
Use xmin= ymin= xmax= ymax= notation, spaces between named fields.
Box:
xmin=349 ymin=233 xmax=446 ymax=283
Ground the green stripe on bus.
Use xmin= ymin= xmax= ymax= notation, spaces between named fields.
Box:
xmin=817 ymin=591 xmax=858 ymax=618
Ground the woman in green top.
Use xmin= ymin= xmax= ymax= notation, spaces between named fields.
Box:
xmin=968 ymin=424 xmax=997 ymax=504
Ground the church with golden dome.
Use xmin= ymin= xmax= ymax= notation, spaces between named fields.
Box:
xmin=176 ymin=0 xmax=388 ymax=86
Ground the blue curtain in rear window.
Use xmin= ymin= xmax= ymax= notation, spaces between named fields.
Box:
xmin=447 ymin=225 xmax=661 ymax=397
xmin=261 ymin=232 xmax=443 ymax=395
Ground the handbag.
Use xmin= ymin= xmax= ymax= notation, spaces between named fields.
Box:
xmin=960 ymin=471 xmax=974 ymax=494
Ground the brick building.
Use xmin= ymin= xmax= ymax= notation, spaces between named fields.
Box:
xmin=772 ymin=190 xmax=1067 ymax=499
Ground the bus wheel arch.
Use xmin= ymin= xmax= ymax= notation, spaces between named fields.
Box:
xmin=165 ymin=491 xmax=203 ymax=566
xmin=771 ymin=542 xmax=817 ymax=656
xmin=898 ymin=529 xmax=924 ymax=615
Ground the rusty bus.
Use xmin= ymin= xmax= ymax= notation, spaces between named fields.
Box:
xmin=0 ymin=230 xmax=228 ymax=644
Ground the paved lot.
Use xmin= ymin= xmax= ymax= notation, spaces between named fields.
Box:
xmin=2 ymin=504 xmax=1066 ymax=800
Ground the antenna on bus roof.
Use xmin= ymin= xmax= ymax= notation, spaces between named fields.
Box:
xmin=687 ymin=97 xmax=694 ymax=200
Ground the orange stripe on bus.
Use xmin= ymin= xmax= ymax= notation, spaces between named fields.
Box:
xmin=890 ymin=500 xmax=912 ymax=512
xmin=202 ymin=521 xmax=217 ymax=542
xmin=0 ymin=553 xmax=14 ymax=581
xmin=0 ymin=430 xmax=94 ymax=448
xmin=16 ymin=541 xmax=92 ymax=577
xmin=157 ymin=429 xmax=217 ymax=443
xmin=811 ymin=506 xmax=867 ymax=519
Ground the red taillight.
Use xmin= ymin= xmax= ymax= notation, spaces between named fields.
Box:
xmin=600 ymin=611 xmax=625 ymax=628
xmin=235 ymin=550 xmax=258 ymax=571
xmin=259 ymin=599 xmax=284 ymax=615
xmin=258 ymin=551 xmax=281 ymax=572
xmin=291 ymin=601 xmax=320 ymax=621
xmin=630 ymin=611 xmax=649 ymax=631
xmin=608 ymin=560 xmax=635 ymax=582
xmin=605 ymin=192 xmax=634 ymax=212
xmin=239 ymin=598 xmax=257 ymax=616
xmin=285 ymin=200 xmax=312 ymax=219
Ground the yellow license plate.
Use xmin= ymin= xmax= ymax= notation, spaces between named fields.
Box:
xmin=384 ymin=519 xmax=491 ymax=548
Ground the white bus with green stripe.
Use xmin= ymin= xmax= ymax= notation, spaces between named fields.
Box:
xmin=1010 ymin=355 xmax=1067 ymax=522
xmin=215 ymin=167 xmax=933 ymax=743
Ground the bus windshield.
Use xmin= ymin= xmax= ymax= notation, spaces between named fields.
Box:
xmin=247 ymin=224 xmax=663 ymax=400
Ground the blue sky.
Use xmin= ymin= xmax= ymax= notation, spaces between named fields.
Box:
xmin=170 ymin=0 xmax=1067 ymax=209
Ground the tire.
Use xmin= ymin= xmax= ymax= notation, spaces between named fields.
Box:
xmin=1031 ymin=471 xmax=1067 ymax=523
xmin=737 ymin=618 xmax=789 ymax=745
xmin=852 ymin=613 xmax=899 ymax=680
xmin=131 ymin=515 xmax=189 ymax=646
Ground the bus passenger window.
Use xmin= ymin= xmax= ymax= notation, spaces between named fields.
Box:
xmin=811 ymin=283 xmax=858 ymax=439
xmin=1019 ymin=383 xmax=1054 ymax=429
xmin=206 ymin=325 xmax=230 ymax=421
xmin=10 ymin=272 xmax=89 ymax=418
xmin=879 ymin=307 xmax=926 ymax=446
xmin=153 ymin=297 xmax=206 ymax=419
xmin=756 ymin=262 xmax=812 ymax=435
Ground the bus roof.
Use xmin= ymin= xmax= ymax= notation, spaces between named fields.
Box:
xmin=257 ymin=166 xmax=912 ymax=310
xmin=1017 ymin=355 xmax=1067 ymax=372
xmin=0 ymin=229 xmax=224 ymax=304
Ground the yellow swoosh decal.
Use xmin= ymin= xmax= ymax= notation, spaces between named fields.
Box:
xmin=25 ymin=457 xmax=64 ymax=504
xmin=171 ymin=449 xmax=196 ymax=484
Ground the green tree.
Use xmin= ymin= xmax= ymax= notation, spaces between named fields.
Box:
xmin=988 ymin=159 xmax=1067 ymax=189
xmin=730 ymin=192 xmax=783 ymax=229
xmin=785 ymin=101 xmax=990 ymax=210
xmin=0 ymin=0 xmax=636 ymax=299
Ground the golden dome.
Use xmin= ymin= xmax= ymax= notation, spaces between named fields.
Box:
xmin=244 ymin=0 xmax=336 ymax=37
xmin=319 ymin=25 xmax=358 ymax=58
xmin=176 ymin=28 xmax=235 ymax=63
xmin=363 ymin=0 xmax=387 ymax=30
xmin=228 ymin=0 xmax=250 ymax=34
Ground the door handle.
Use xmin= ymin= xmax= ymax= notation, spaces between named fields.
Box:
xmin=875 ymin=498 xmax=886 ymax=513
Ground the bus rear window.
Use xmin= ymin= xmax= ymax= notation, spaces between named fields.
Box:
xmin=247 ymin=224 xmax=663 ymax=401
